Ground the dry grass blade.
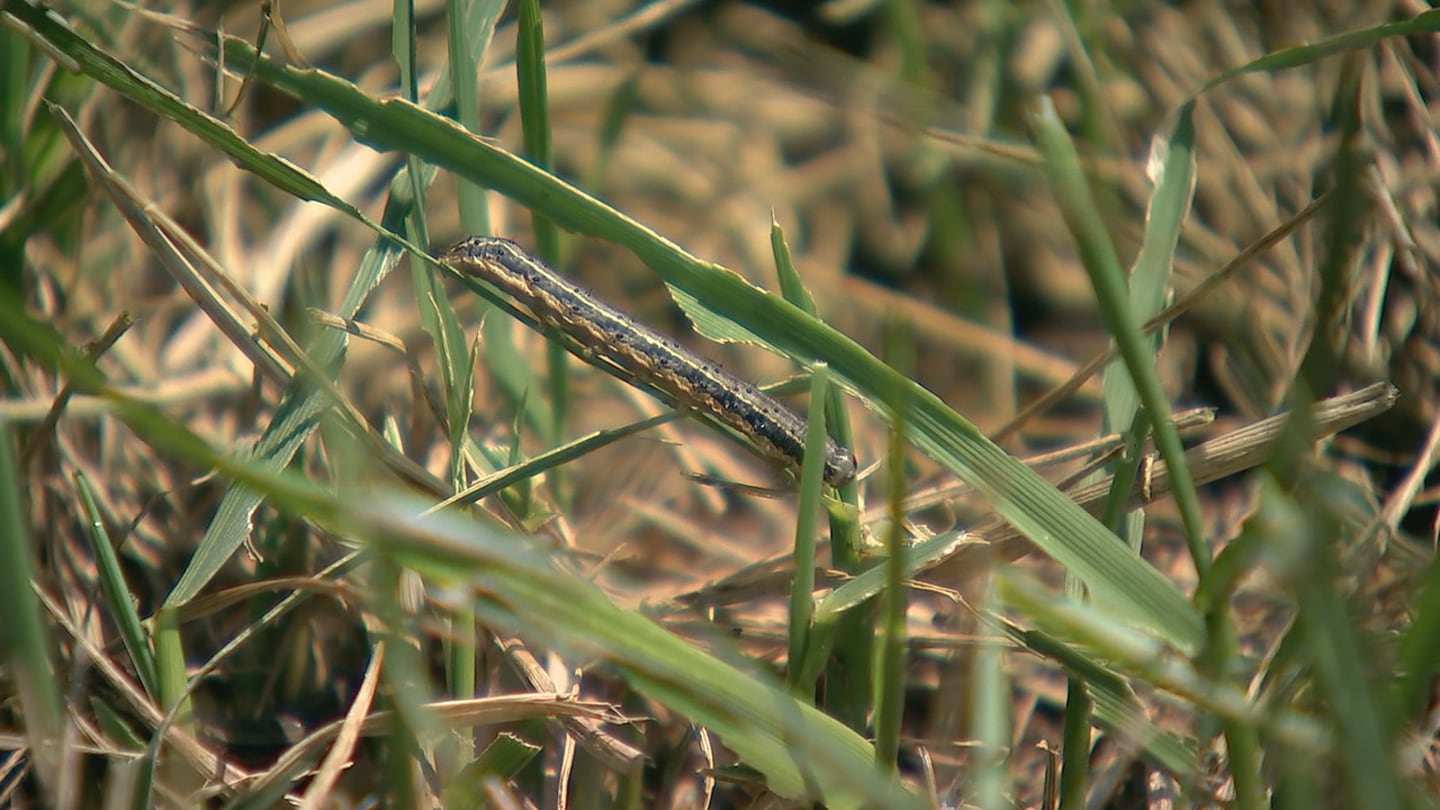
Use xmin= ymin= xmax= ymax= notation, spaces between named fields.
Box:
xmin=926 ymin=382 xmax=1400 ymax=583
xmin=496 ymin=636 xmax=646 ymax=775
xmin=682 ymin=383 xmax=1397 ymax=609
xmin=298 ymin=641 xmax=384 ymax=809
xmin=241 ymin=691 xmax=629 ymax=803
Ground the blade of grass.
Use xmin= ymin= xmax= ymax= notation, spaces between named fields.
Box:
xmin=444 ymin=733 xmax=544 ymax=805
xmin=1028 ymin=96 xmax=1207 ymax=576
xmin=398 ymin=45 xmax=481 ymax=742
xmin=770 ymin=219 xmax=862 ymax=569
xmin=515 ymin=0 xmax=569 ymax=459
xmin=1101 ymin=113 xmax=1196 ymax=431
xmin=449 ymin=0 xmax=547 ymax=443
xmin=1001 ymin=620 xmax=1198 ymax=779
xmin=0 ymin=427 xmax=64 ymax=798
xmin=446 ymin=0 xmax=501 ymax=235
xmin=434 ymin=411 xmax=683 ymax=513
xmin=971 ymin=576 xmax=1009 ymax=810
xmin=785 ymin=363 xmax=830 ymax=694
xmin=770 ymin=220 xmax=869 ymax=726
xmin=871 ymin=327 xmax=910 ymax=773
xmin=1199 ymin=10 xmax=1440 ymax=92
xmin=1066 ymin=107 xmax=1197 ymax=803
xmin=396 ymin=1 xmax=482 ymax=762
xmin=1057 ymin=675 xmax=1092 ymax=809
xmin=444 ymin=1 xmax=556 ymax=452
xmin=74 ymin=472 xmax=159 ymax=699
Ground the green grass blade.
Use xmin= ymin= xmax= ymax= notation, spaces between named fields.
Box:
xmin=443 ymin=733 xmax=543 ymax=805
xmin=150 ymin=608 xmax=191 ymax=729
xmin=770 ymin=220 xmax=870 ymax=725
xmin=1006 ymin=622 xmax=1197 ymax=779
xmin=1101 ymin=107 xmax=1196 ymax=433
xmin=871 ymin=360 xmax=909 ymax=772
xmin=1029 ymin=96 xmax=1208 ymax=574
xmin=814 ymin=529 xmax=971 ymax=622
xmin=971 ymin=579 xmax=1009 ymax=810
xmin=445 ymin=0 xmax=503 ymax=233
xmin=74 ymin=472 xmax=160 ymax=698
xmin=0 ymin=427 xmax=65 ymax=797
xmin=1200 ymin=10 xmax=1440 ymax=93
xmin=515 ymin=0 xmax=555 ymax=259
xmin=998 ymin=568 xmax=1328 ymax=751
xmin=786 ymin=363 xmax=830 ymax=693
xmin=770 ymin=219 xmax=862 ymax=565
xmin=514 ymin=0 xmax=570 ymax=470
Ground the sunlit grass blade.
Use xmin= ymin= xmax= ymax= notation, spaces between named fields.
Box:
xmin=445 ymin=0 xmax=503 ymax=234
xmin=513 ymin=0 xmax=571 ymax=486
xmin=770 ymin=220 xmax=869 ymax=725
xmin=1063 ymin=98 xmax=1197 ymax=805
xmin=971 ymin=578 xmax=1008 ymax=810
xmin=785 ymin=362 xmax=830 ymax=693
xmin=515 ymin=0 xmax=557 ymax=263
xmin=1101 ymin=109 xmax=1196 ymax=429
xmin=1028 ymin=96 xmax=1206 ymax=572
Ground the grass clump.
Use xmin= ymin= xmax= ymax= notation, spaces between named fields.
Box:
xmin=2 ymin=1 xmax=1437 ymax=806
